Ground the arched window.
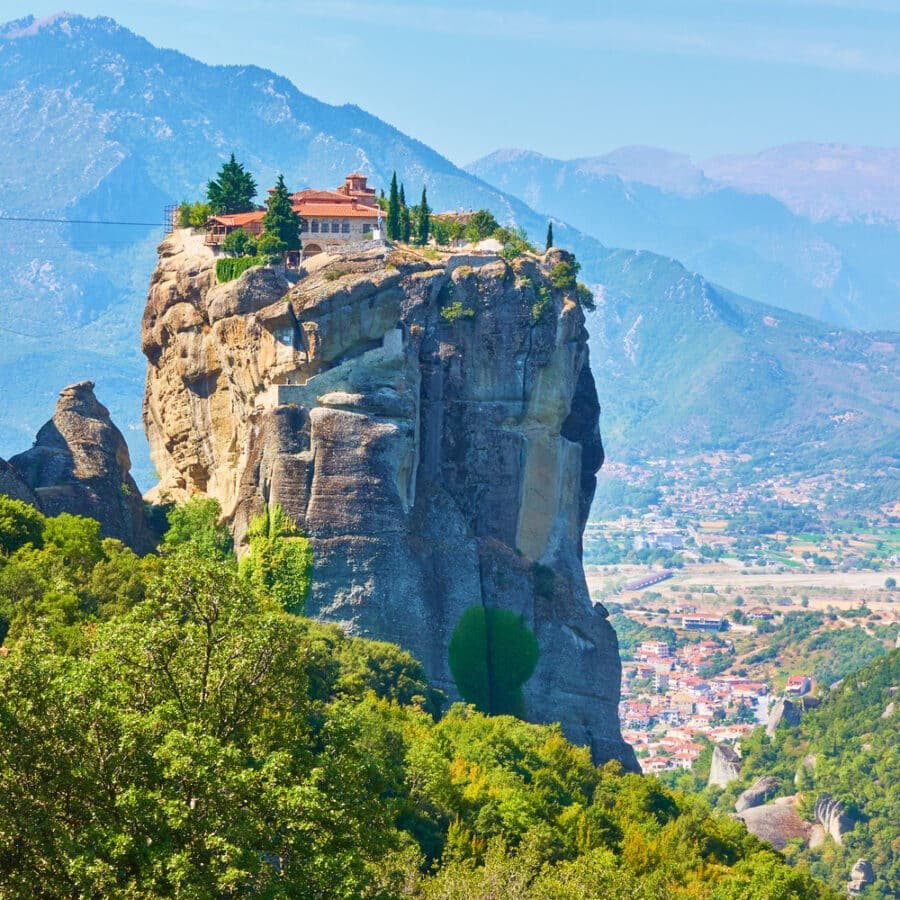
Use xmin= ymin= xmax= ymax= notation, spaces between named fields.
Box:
xmin=332 ymin=221 xmax=341 ymax=234
xmin=342 ymin=220 xmax=350 ymax=233
xmin=311 ymin=220 xmax=320 ymax=233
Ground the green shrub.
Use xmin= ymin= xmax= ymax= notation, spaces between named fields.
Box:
xmin=221 ymin=227 xmax=256 ymax=257
xmin=550 ymin=259 xmax=581 ymax=290
xmin=494 ymin=226 xmax=534 ymax=260
xmin=215 ymin=256 xmax=265 ymax=283
xmin=576 ymin=282 xmax=596 ymax=311
xmin=531 ymin=284 xmax=553 ymax=321
xmin=178 ymin=200 xmax=214 ymax=229
xmin=239 ymin=504 xmax=312 ymax=616
xmin=324 ymin=267 xmax=351 ymax=282
xmin=441 ymin=301 xmax=476 ymax=323
xmin=448 ymin=606 xmax=539 ymax=717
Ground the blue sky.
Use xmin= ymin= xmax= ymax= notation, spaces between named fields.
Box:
xmin=1 ymin=0 xmax=899 ymax=165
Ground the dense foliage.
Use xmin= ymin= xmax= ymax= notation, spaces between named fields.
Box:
xmin=206 ymin=152 xmax=257 ymax=214
xmin=215 ymin=255 xmax=266 ymax=283
xmin=711 ymin=651 xmax=899 ymax=897
xmin=0 ymin=496 xmax=834 ymax=897
xmin=262 ymin=173 xmax=301 ymax=253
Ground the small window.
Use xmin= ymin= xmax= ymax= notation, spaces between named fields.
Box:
xmin=342 ymin=220 xmax=350 ymax=233
xmin=300 ymin=220 xmax=308 ymax=233
xmin=332 ymin=221 xmax=341 ymax=234
xmin=311 ymin=220 xmax=320 ymax=233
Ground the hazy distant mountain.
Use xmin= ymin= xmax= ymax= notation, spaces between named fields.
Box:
xmin=468 ymin=147 xmax=900 ymax=332
xmin=0 ymin=13 xmax=896 ymax=502
xmin=703 ymin=143 xmax=900 ymax=225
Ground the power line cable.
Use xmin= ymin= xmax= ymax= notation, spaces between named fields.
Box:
xmin=0 ymin=215 xmax=166 ymax=226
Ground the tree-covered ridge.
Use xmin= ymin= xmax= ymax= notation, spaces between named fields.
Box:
xmin=711 ymin=650 xmax=899 ymax=897
xmin=0 ymin=497 xmax=833 ymax=897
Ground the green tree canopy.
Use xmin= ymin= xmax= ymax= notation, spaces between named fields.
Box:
xmin=465 ymin=209 xmax=500 ymax=242
xmin=417 ymin=186 xmax=430 ymax=245
xmin=0 ymin=496 xmax=44 ymax=555
xmin=262 ymin=174 xmax=301 ymax=252
xmin=221 ymin=226 xmax=256 ymax=257
xmin=387 ymin=171 xmax=400 ymax=241
xmin=206 ymin=153 xmax=257 ymax=215
xmin=162 ymin=497 xmax=233 ymax=559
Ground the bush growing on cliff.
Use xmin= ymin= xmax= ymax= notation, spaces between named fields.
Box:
xmin=440 ymin=300 xmax=476 ymax=323
xmin=215 ymin=255 xmax=266 ymax=283
xmin=550 ymin=259 xmax=581 ymax=290
xmin=240 ymin=504 xmax=312 ymax=615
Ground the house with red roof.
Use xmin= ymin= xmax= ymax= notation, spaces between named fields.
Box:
xmin=205 ymin=173 xmax=383 ymax=257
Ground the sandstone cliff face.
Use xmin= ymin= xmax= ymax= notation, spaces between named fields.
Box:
xmin=9 ymin=382 xmax=152 ymax=552
xmin=142 ymin=230 xmax=636 ymax=769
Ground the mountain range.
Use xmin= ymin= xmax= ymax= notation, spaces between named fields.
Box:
xmin=0 ymin=12 xmax=896 ymax=503
xmin=468 ymin=146 xmax=900 ymax=332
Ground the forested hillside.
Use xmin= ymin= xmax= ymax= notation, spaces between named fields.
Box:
xmin=709 ymin=651 xmax=899 ymax=897
xmin=0 ymin=495 xmax=832 ymax=897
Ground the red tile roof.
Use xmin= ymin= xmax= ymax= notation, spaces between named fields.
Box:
xmin=296 ymin=202 xmax=381 ymax=218
xmin=208 ymin=211 xmax=265 ymax=227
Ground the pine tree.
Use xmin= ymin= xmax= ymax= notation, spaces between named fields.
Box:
xmin=417 ymin=187 xmax=430 ymax=245
xmin=262 ymin=174 xmax=301 ymax=252
xmin=387 ymin=172 xmax=400 ymax=241
xmin=206 ymin=153 xmax=257 ymax=214
xmin=546 ymin=221 xmax=554 ymax=250
xmin=399 ymin=183 xmax=411 ymax=243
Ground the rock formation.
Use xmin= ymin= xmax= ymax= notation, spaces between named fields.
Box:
xmin=847 ymin=859 xmax=875 ymax=895
xmin=735 ymin=775 xmax=780 ymax=812
xmin=733 ymin=795 xmax=811 ymax=850
xmin=708 ymin=743 xmax=742 ymax=787
xmin=813 ymin=792 xmax=854 ymax=845
xmin=141 ymin=229 xmax=636 ymax=769
xmin=765 ymin=696 xmax=819 ymax=736
xmin=0 ymin=458 xmax=38 ymax=505
xmin=8 ymin=382 xmax=153 ymax=552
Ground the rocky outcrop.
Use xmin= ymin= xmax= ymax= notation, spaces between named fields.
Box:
xmin=847 ymin=859 xmax=874 ymax=895
xmin=708 ymin=743 xmax=742 ymax=787
xmin=734 ymin=795 xmax=811 ymax=850
xmin=765 ymin=696 xmax=822 ymax=735
xmin=735 ymin=775 xmax=780 ymax=812
xmin=142 ymin=230 xmax=636 ymax=769
xmin=8 ymin=382 xmax=153 ymax=552
xmin=0 ymin=458 xmax=38 ymax=505
xmin=814 ymin=793 xmax=854 ymax=845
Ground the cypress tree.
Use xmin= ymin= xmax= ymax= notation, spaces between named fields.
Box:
xmin=399 ymin=183 xmax=411 ymax=243
xmin=546 ymin=221 xmax=553 ymax=250
xmin=207 ymin=153 xmax=257 ymax=215
xmin=417 ymin=186 xmax=430 ymax=245
xmin=387 ymin=172 xmax=400 ymax=241
xmin=262 ymin=174 xmax=302 ymax=252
